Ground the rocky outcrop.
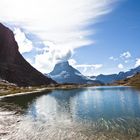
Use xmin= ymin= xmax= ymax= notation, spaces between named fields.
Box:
xmin=0 ymin=23 xmax=56 ymax=86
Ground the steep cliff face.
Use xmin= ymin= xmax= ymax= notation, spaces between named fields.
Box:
xmin=0 ymin=23 xmax=56 ymax=86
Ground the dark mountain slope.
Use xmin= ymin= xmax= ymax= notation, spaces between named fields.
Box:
xmin=0 ymin=23 xmax=55 ymax=86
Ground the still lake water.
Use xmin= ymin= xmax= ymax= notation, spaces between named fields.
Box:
xmin=1 ymin=86 xmax=140 ymax=140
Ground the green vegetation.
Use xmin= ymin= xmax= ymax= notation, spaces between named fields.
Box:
xmin=0 ymin=83 xmax=37 ymax=96
xmin=0 ymin=82 xmax=100 ymax=97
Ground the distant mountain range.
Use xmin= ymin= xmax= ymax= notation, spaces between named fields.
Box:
xmin=47 ymin=61 xmax=102 ymax=85
xmin=114 ymin=72 xmax=140 ymax=87
xmin=93 ymin=66 xmax=140 ymax=84
xmin=0 ymin=23 xmax=55 ymax=86
xmin=48 ymin=60 xmax=140 ymax=85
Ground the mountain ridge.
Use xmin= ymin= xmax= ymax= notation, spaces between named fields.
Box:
xmin=93 ymin=66 xmax=140 ymax=84
xmin=114 ymin=72 xmax=140 ymax=87
xmin=48 ymin=61 xmax=102 ymax=85
xmin=0 ymin=23 xmax=56 ymax=86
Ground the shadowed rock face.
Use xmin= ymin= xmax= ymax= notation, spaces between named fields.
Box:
xmin=0 ymin=23 xmax=56 ymax=86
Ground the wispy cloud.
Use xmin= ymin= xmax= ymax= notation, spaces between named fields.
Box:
xmin=0 ymin=0 xmax=117 ymax=73
xmin=109 ymin=56 xmax=118 ymax=61
xmin=109 ymin=51 xmax=132 ymax=67
xmin=69 ymin=59 xmax=103 ymax=76
xmin=75 ymin=64 xmax=103 ymax=70
xmin=120 ymin=51 xmax=131 ymax=59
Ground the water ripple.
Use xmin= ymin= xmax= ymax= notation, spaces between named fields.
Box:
xmin=1 ymin=109 xmax=140 ymax=140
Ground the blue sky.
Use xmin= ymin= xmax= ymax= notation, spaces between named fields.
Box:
xmin=72 ymin=0 xmax=140 ymax=75
xmin=0 ymin=0 xmax=140 ymax=76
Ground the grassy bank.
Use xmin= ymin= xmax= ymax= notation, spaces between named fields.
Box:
xmin=0 ymin=83 xmax=99 ymax=97
xmin=112 ymin=73 xmax=140 ymax=88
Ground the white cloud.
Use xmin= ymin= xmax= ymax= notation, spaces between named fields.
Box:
xmin=69 ymin=59 xmax=103 ymax=76
xmin=0 ymin=0 xmax=115 ymax=50
xmin=33 ymin=45 xmax=73 ymax=73
xmin=0 ymin=0 xmax=117 ymax=72
xmin=120 ymin=51 xmax=131 ymax=59
xmin=68 ymin=59 xmax=77 ymax=66
xmin=75 ymin=64 xmax=103 ymax=76
xmin=118 ymin=63 xmax=124 ymax=69
xmin=109 ymin=56 xmax=118 ymax=61
xmin=135 ymin=58 xmax=140 ymax=67
xmin=14 ymin=28 xmax=33 ymax=53
xmin=75 ymin=64 xmax=103 ymax=70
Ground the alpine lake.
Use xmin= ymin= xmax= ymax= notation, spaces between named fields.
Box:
xmin=1 ymin=86 xmax=140 ymax=140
